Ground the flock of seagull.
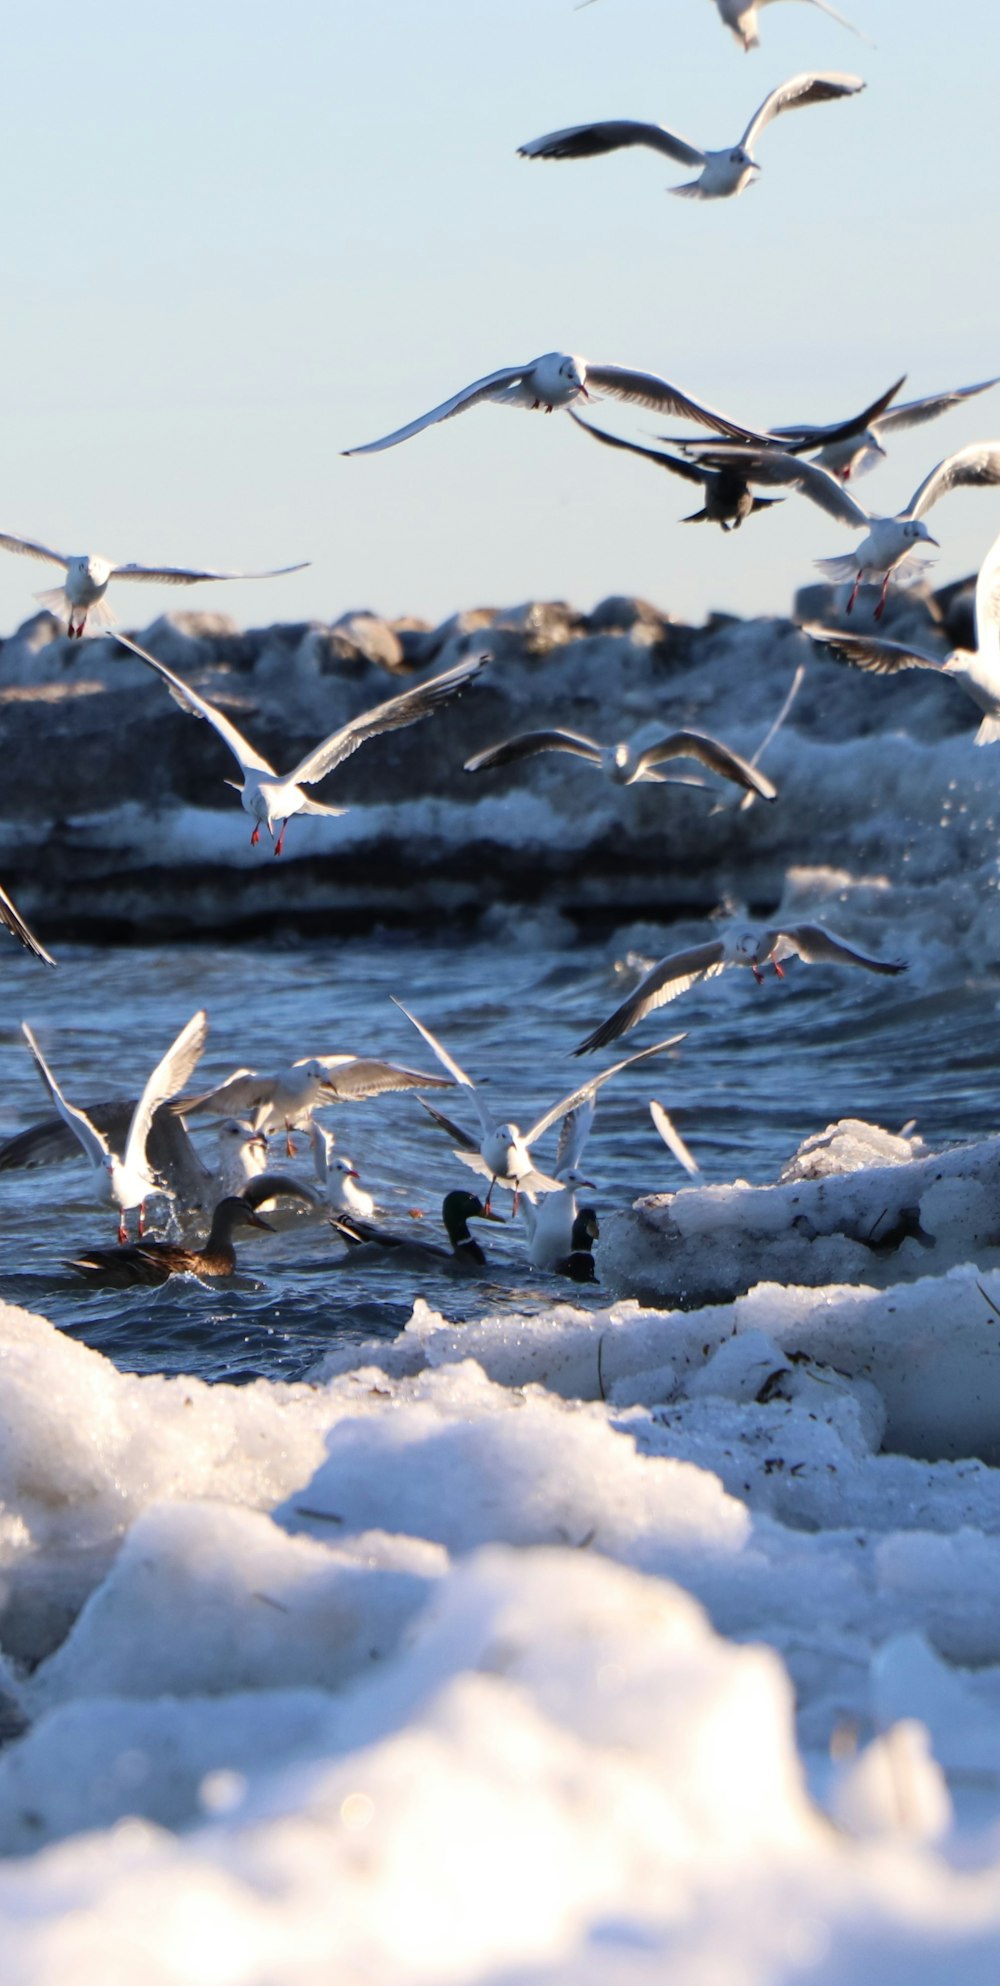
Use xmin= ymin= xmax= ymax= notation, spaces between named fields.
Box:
xmin=0 ymin=0 xmax=995 ymax=1291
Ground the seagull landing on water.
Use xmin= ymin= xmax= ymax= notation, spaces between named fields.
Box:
xmin=575 ymin=923 xmax=906 ymax=1054
xmin=0 ymin=538 xmax=309 ymax=640
xmin=114 ymin=633 xmax=490 ymax=856
xmin=712 ymin=0 xmax=871 ymax=51
xmin=343 ymin=353 xmax=772 ymax=456
xmin=519 ymin=73 xmax=863 ymax=200
xmin=802 ymin=523 xmax=1000 ymax=746
xmin=681 ymin=440 xmax=1000 ymax=619
xmin=464 ymin=723 xmax=777 ymax=801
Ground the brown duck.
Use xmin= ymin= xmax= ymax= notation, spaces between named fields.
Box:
xmin=65 ymin=1178 xmax=309 ymax=1288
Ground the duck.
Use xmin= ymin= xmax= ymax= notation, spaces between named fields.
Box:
xmin=329 ymin=1189 xmax=503 ymax=1273
xmin=67 ymin=1194 xmax=276 ymax=1288
xmin=553 ymin=1208 xmax=601 ymax=1284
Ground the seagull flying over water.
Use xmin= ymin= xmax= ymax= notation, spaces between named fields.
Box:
xmin=801 ymin=524 xmax=1000 ymax=746
xmin=465 ymin=721 xmax=777 ymax=799
xmin=174 ymin=1053 xmax=454 ymax=1153
xmin=114 ymin=633 xmax=490 ymax=855
xmin=0 ymin=539 xmax=309 ymax=639
xmin=575 ymin=923 xmax=906 ymax=1053
xmin=343 ymin=353 xmax=771 ymax=456
xmin=21 ymin=1010 xmax=208 ymax=1240
xmin=519 ymin=73 xmax=864 ymax=200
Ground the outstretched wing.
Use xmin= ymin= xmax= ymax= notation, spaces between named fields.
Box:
xmin=875 ymin=377 xmax=1000 ymax=438
xmin=801 ymin=623 xmax=945 ymax=676
xmin=633 ymin=730 xmax=777 ymax=800
xmin=391 ymin=999 xmax=494 ymax=1140
xmin=574 ymin=945 xmax=727 ymax=1055
xmin=0 ymin=884 xmax=55 ymax=965
xmin=465 ymin=729 xmax=603 ymax=774
xmin=124 ymin=1010 xmax=210 ymax=1176
xmin=519 ymin=120 xmax=706 ymax=167
xmin=113 ymin=633 xmax=278 ymax=778
xmin=740 ymin=72 xmax=864 ymax=152
xmin=770 ymin=922 xmax=906 ymax=973
xmin=650 ymin=1100 xmax=702 ymax=1179
xmin=583 ymin=366 xmax=772 ymax=443
xmin=343 ymin=364 xmax=537 ymax=455
xmin=528 ymin=1033 xmax=689 ymax=1137
xmin=771 ymin=376 xmax=906 ymax=450
xmin=20 ymin=1023 xmax=110 ymax=1169
xmin=305 ymin=1056 xmax=453 ymax=1101
xmin=0 ymin=533 xmax=69 ymax=569
xmin=287 ymin=651 xmax=490 ymax=787
xmin=568 ymin=412 xmax=706 ymax=485
xmin=684 ymin=445 xmax=869 ymax=524
xmin=904 ymin=442 xmax=1000 ymax=521
xmin=110 ymin=561 xmax=309 ymax=586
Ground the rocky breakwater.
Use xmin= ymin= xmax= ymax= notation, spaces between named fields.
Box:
xmin=0 ymin=575 xmax=980 ymax=939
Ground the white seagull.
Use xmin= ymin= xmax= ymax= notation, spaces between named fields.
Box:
xmin=465 ymin=724 xmax=778 ymax=799
xmin=771 ymin=377 xmax=1000 ymax=482
xmin=343 ymin=352 xmax=771 ymax=456
xmin=1 ymin=883 xmax=55 ymax=966
xmin=175 ymin=1053 xmax=454 ymax=1155
xmin=574 ymin=923 xmax=906 ymax=1053
xmin=711 ymin=0 xmax=870 ymax=51
xmin=114 ymin=633 xmax=490 ymax=854
xmin=801 ymin=525 xmax=1000 ymax=745
xmin=309 ymin=1124 xmax=377 ymax=1218
xmin=215 ymin=1117 xmax=270 ymax=1196
xmin=21 ymin=1010 xmax=208 ymax=1239
xmin=0 ymin=538 xmax=309 ymax=640
xmin=683 ymin=440 xmax=1000 ymax=618
xmin=519 ymin=73 xmax=864 ymax=200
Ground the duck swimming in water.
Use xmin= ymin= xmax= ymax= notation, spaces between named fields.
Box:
xmin=66 ymin=1178 xmax=312 ymax=1288
xmin=329 ymin=1189 xmax=503 ymax=1273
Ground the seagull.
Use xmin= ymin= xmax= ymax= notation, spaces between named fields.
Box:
xmin=568 ymin=410 xmax=786 ymax=529
xmin=801 ymin=525 xmax=1000 ymax=744
xmin=342 ymin=353 xmax=772 ymax=456
xmin=681 ymin=440 xmax=1000 ymax=617
xmin=114 ymin=632 xmax=490 ymax=855
xmin=574 ymin=923 xmax=906 ymax=1052
xmin=0 ymin=883 xmax=55 ymax=966
xmin=711 ymin=0 xmax=870 ymax=51
xmin=464 ymin=720 xmax=778 ymax=800
xmin=520 ymin=1098 xmax=597 ymax=1273
xmin=771 ymin=377 xmax=1000 ymax=481
xmin=402 ymin=1015 xmax=686 ymax=1213
xmin=309 ymin=1122 xmax=376 ymax=1218
xmin=21 ymin=1010 xmax=209 ymax=1239
xmin=174 ymin=1053 xmax=454 ymax=1152
xmin=215 ymin=1117 xmax=270 ymax=1196
xmin=0 ymin=539 xmax=309 ymax=640
xmin=519 ymin=73 xmax=864 ymax=200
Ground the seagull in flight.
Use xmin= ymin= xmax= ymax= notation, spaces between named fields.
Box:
xmin=519 ymin=73 xmax=864 ymax=200
xmin=464 ymin=722 xmax=777 ymax=800
xmin=711 ymin=0 xmax=871 ymax=51
xmin=0 ymin=538 xmax=309 ymax=639
xmin=114 ymin=632 xmax=490 ymax=855
xmin=801 ymin=524 xmax=1000 ymax=746
xmin=771 ymin=377 xmax=1000 ymax=482
xmin=174 ymin=1053 xmax=454 ymax=1152
xmin=21 ymin=1010 xmax=209 ymax=1239
xmin=575 ymin=922 xmax=906 ymax=1053
xmin=343 ymin=352 xmax=771 ymax=456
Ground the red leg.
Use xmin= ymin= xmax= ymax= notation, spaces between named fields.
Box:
xmin=285 ymin=1125 xmax=296 ymax=1158
xmin=874 ymin=572 xmax=892 ymax=622
xmin=274 ymin=819 xmax=289 ymax=857
xmin=772 ymin=959 xmax=785 ymax=979
xmin=752 ymin=966 xmax=764 ymax=985
xmin=846 ymin=574 xmax=862 ymax=614
xmin=118 ymin=1211 xmax=127 ymax=1244
xmin=250 ymin=825 xmax=260 ymax=847
xmin=137 ymin=1203 xmax=146 ymax=1237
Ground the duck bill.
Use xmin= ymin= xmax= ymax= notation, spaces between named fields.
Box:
xmin=475 ymin=1206 xmax=506 ymax=1223
xmin=247 ymin=1209 xmax=275 ymax=1231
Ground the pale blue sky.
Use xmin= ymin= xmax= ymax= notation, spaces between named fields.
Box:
xmin=2 ymin=1 xmax=995 ymax=633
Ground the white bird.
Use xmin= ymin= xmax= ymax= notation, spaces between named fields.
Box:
xmin=650 ymin=1100 xmax=703 ymax=1180
xmin=464 ymin=724 xmax=778 ymax=798
xmin=215 ymin=1117 xmax=270 ymax=1196
xmin=574 ymin=923 xmax=906 ymax=1052
xmin=343 ymin=352 xmax=771 ymax=456
xmin=175 ymin=1053 xmax=454 ymax=1153
xmin=519 ymin=1098 xmax=598 ymax=1272
xmin=0 ymin=883 xmax=55 ymax=966
xmin=309 ymin=1123 xmax=377 ymax=1218
xmin=519 ymin=73 xmax=863 ymax=200
xmin=0 ymin=538 xmax=309 ymax=640
xmin=114 ymin=633 xmax=490 ymax=854
xmin=21 ymin=1011 xmax=208 ymax=1239
xmin=801 ymin=525 xmax=1000 ymax=745
xmin=771 ymin=377 xmax=1000 ymax=482
xmin=683 ymin=440 xmax=1000 ymax=618
xmin=711 ymin=0 xmax=870 ymax=51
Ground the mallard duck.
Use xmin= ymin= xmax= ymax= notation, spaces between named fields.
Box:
xmin=330 ymin=1189 xmax=502 ymax=1273
xmin=65 ymin=1177 xmax=312 ymax=1288
xmin=555 ymin=1207 xmax=600 ymax=1283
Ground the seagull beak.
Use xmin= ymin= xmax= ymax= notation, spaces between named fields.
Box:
xmin=925 ymin=533 xmax=940 ymax=548
xmin=577 ymin=384 xmax=590 ymax=400
xmin=346 ymin=1169 xmax=360 ymax=1181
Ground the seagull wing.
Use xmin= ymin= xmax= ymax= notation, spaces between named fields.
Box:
xmin=650 ymin=1100 xmax=702 ymax=1180
xmin=568 ymin=411 xmax=706 ymax=484
xmin=582 ymin=367 xmax=772 ymax=443
xmin=554 ymin=1097 xmax=598 ymax=1175
xmin=306 ymin=1056 xmax=454 ymax=1100
xmin=683 ymin=446 xmax=869 ymax=524
xmin=20 ymin=1023 xmax=110 ymax=1168
xmin=904 ymin=442 xmax=1000 ymax=520
xmin=633 ymin=730 xmax=778 ymax=800
xmin=465 ymin=729 xmax=603 ymax=774
xmin=172 ymin=1070 xmax=273 ymax=1119
xmin=801 ymin=623 xmax=946 ymax=675
xmin=109 ymin=561 xmax=309 ymax=586
xmin=0 ymin=1098 xmax=137 ymax=1171
xmin=415 ymin=1095 xmax=482 ymax=1153
xmin=113 ymin=633 xmax=278 ymax=778
xmin=0 ymin=884 xmax=55 ymax=965
xmin=875 ymin=378 xmax=1000 ymax=438
xmin=740 ymin=72 xmax=864 ymax=152
xmin=771 ymin=376 xmax=907 ymax=449
xmin=762 ymin=0 xmax=873 ymax=44
xmin=0 ymin=534 xmax=69 ymax=569
xmin=287 ymin=652 xmax=489 ymax=788
xmin=343 ymin=364 xmax=538 ymax=455
xmin=769 ymin=923 xmax=907 ymax=974
xmin=519 ymin=120 xmax=706 ymax=166
xmin=974 ymin=527 xmax=1000 ymax=665
xmin=573 ymin=946 xmax=727 ymax=1055
xmin=391 ymin=999 xmax=494 ymax=1139
xmin=123 ymin=1010 xmax=210 ymax=1177
xmin=529 ymin=1031 xmax=689 ymax=1134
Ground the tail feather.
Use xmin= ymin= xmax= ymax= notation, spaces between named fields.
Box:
xmin=670 ymin=179 xmax=711 ymax=200
xmin=974 ymin=712 xmax=1000 ymax=746
xmin=681 ymin=508 xmax=709 ymax=523
xmin=815 ymin=554 xmax=861 ymax=582
xmin=34 ymin=585 xmax=69 ymax=624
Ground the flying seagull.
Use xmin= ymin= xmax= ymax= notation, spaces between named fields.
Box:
xmin=772 ymin=377 xmax=1000 ymax=482
xmin=464 ymin=723 xmax=777 ymax=799
xmin=519 ymin=73 xmax=864 ymax=201
xmin=711 ymin=0 xmax=870 ymax=51
xmin=568 ymin=410 xmax=785 ymax=529
xmin=114 ymin=632 xmax=490 ymax=854
xmin=0 ymin=538 xmax=309 ymax=639
xmin=174 ymin=1053 xmax=454 ymax=1151
xmin=343 ymin=352 xmax=772 ymax=456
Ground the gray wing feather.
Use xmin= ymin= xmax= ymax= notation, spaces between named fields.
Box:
xmin=110 ymin=561 xmax=308 ymax=586
xmin=465 ymin=730 xmax=603 ymax=774
xmin=801 ymin=623 xmax=945 ymax=675
xmin=634 ymin=730 xmax=777 ymax=800
xmin=876 ymin=378 xmax=1000 ymax=438
xmin=343 ymin=365 xmax=536 ymax=455
xmin=905 ymin=443 xmax=1000 ymax=521
xmin=0 ymin=533 xmax=68 ymax=568
xmin=568 ymin=412 xmax=706 ymax=485
xmin=288 ymin=652 xmax=490 ymax=787
xmin=519 ymin=120 xmax=706 ymax=167
xmin=771 ymin=923 xmax=907 ymax=973
xmin=740 ymin=72 xmax=864 ymax=152
xmin=113 ymin=634 xmax=277 ymax=778
xmin=684 ymin=447 xmax=869 ymax=524
xmin=124 ymin=1011 xmax=210 ymax=1175
xmin=573 ymin=947 xmax=727 ymax=1054
xmin=0 ymin=884 xmax=55 ymax=965
xmin=583 ymin=367 xmax=772 ymax=443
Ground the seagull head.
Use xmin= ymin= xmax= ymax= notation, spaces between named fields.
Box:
xmin=730 ymin=147 xmax=757 ymax=171
xmin=334 ymin=1158 xmax=360 ymax=1182
xmin=904 ymin=519 xmax=939 ymax=549
xmin=561 ymin=355 xmax=589 ymax=401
